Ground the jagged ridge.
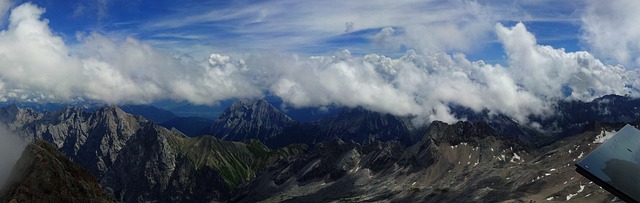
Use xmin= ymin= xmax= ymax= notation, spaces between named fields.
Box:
xmin=0 ymin=140 xmax=114 ymax=203
xmin=233 ymin=121 xmax=621 ymax=202
xmin=0 ymin=105 xmax=307 ymax=202
xmin=209 ymin=99 xmax=421 ymax=148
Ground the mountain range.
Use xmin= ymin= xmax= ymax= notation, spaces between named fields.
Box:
xmin=0 ymin=94 xmax=638 ymax=202
xmin=207 ymin=99 xmax=422 ymax=148
xmin=0 ymin=104 xmax=304 ymax=202
xmin=233 ymin=121 xmax=623 ymax=202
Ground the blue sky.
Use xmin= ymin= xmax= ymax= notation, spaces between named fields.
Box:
xmin=0 ymin=0 xmax=638 ymax=123
xmin=2 ymin=0 xmax=585 ymax=61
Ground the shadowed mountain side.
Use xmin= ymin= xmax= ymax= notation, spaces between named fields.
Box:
xmin=119 ymin=104 xmax=178 ymax=123
xmin=209 ymin=95 xmax=640 ymax=150
xmin=99 ymin=123 xmax=307 ymax=202
xmin=209 ymin=99 xmax=422 ymax=148
xmin=210 ymin=99 xmax=296 ymax=143
xmin=0 ymin=140 xmax=114 ymax=203
xmin=160 ymin=116 xmax=213 ymax=137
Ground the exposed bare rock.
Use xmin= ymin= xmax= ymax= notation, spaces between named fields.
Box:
xmin=0 ymin=140 xmax=114 ymax=203
xmin=209 ymin=99 xmax=422 ymax=148
xmin=210 ymin=99 xmax=295 ymax=142
xmin=233 ymin=121 xmax=621 ymax=203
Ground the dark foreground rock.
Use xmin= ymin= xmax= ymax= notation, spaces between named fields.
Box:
xmin=0 ymin=140 xmax=114 ymax=203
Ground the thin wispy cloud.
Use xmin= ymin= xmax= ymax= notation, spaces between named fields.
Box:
xmin=137 ymin=0 xmax=497 ymax=54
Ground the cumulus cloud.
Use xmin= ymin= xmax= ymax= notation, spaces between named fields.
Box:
xmin=499 ymin=23 xmax=633 ymax=101
xmin=582 ymin=0 xmax=640 ymax=66
xmin=0 ymin=2 xmax=637 ymax=126
xmin=0 ymin=3 xmax=261 ymax=105
xmin=266 ymin=22 xmax=637 ymax=124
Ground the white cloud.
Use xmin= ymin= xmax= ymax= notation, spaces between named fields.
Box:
xmin=0 ymin=2 xmax=637 ymax=126
xmin=264 ymin=22 xmax=637 ymax=124
xmin=582 ymin=0 xmax=640 ymax=67
xmin=498 ymin=23 xmax=632 ymax=101
xmin=0 ymin=3 xmax=262 ymax=104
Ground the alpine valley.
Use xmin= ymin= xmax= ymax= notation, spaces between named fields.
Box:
xmin=0 ymin=95 xmax=638 ymax=202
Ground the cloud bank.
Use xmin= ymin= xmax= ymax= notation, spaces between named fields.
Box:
xmin=0 ymin=2 xmax=637 ymax=125
xmin=0 ymin=3 xmax=261 ymax=105
xmin=582 ymin=0 xmax=640 ymax=67
xmin=266 ymin=22 xmax=636 ymax=124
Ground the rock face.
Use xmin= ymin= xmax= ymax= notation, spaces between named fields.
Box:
xmin=0 ymin=140 xmax=114 ymax=203
xmin=210 ymin=99 xmax=296 ymax=142
xmin=233 ymin=121 xmax=622 ymax=202
xmin=538 ymin=94 xmax=640 ymax=136
xmin=454 ymin=94 xmax=640 ymax=143
xmin=33 ymin=106 xmax=143 ymax=178
xmin=209 ymin=100 xmax=421 ymax=148
xmin=1 ymin=94 xmax=640 ymax=202
xmin=311 ymin=107 xmax=419 ymax=145
xmin=100 ymin=123 xmax=305 ymax=202
xmin=0 ymin=105 xmax=306 ymax=202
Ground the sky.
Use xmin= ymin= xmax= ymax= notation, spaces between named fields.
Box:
xmin=0 ymin=0 xmax=638 ymax=125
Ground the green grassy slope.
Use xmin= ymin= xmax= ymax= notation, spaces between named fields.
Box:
xmin=168 ymin=135 xmax=307 ymax=187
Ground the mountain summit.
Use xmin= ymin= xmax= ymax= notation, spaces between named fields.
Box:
xmin=208 ymin=99 xmax=421 ymax=148
xmin=209 ymin=99 xmax=295 ymax=142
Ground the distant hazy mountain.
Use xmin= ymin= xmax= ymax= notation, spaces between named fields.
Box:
xmin=159 ymin=116 xmax=213 ymax=137
xmin=0 ymin=101 xmax=101 ymax=112
xmin=450 ymin=94 xmax=640 ymax=146
xmin=151 ymin=100 xmax=234 ymax=119
xmin=311 ymin=107 xmax=421 ymax=145
xmin=209 ymin=99 xmax=296 ymax=144
xmin=538 ymin=94 xmax=640 ymax=134
xmin=119 ymin=104 xmax=178 ymax=123
xmin=208 ymin=99 xmax=422 ymax=148
xmin=263 ymin=95 xmax=341 ymax=122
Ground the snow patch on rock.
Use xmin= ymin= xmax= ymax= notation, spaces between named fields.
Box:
xmin=594 ymin=130 xmax=616 ymax=144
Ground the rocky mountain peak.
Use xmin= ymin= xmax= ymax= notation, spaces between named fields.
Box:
xmin=209 ymin=99 xmax=294 ymax=141
xmin=426 ymin=121 xmax=498 ymax=146
xmin=44 ymin=106 xmax=87 ymax=122
xmin=94 ymin=105 xmax=138 ymax=120
xmin=224 ymin=99 xmax=293 ymax=122
xmin=0 ymin=105 xmax=41 ymax=129
xmin=314 ymin=107 xmax=418 ymax=145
